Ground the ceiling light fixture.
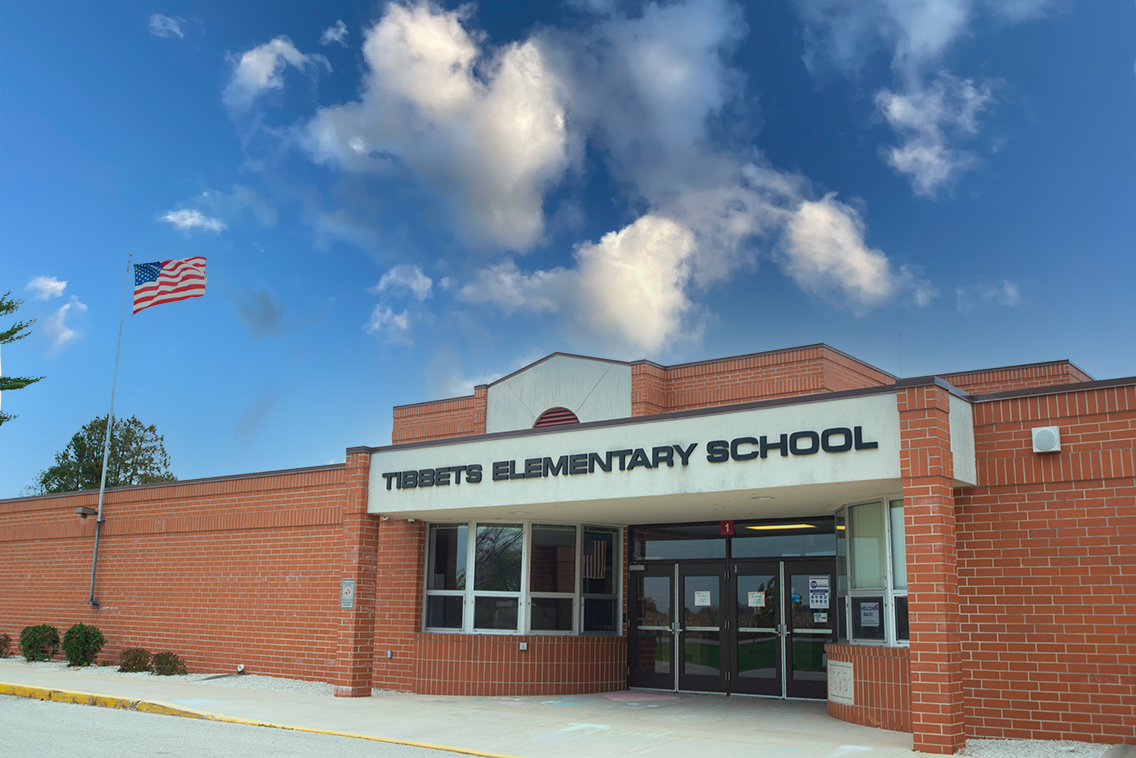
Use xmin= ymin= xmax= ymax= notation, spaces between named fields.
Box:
xmin=745 ymin=524 xmax=816 ymax=531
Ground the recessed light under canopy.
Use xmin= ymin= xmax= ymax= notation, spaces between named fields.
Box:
xmin=745 ymin=523 xmax=816 ymax=531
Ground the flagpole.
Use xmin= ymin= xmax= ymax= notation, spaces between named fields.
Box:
xmin=89 ymin=254 xmax=132 ymax=608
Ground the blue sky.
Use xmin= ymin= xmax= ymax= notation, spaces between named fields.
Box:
xmin=2 ymin=0 xmax=1133 ymax=497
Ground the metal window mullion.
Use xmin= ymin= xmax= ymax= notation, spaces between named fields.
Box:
xmin=882 ymin=498 xmax=895 ymax=646
xmin=520 ymin=521 xmax=531 ymax=634
xmin=464 ymin=520 xmax=477 ymax=633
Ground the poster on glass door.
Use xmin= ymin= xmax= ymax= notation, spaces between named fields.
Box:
xmin=809 ymin=576 xmax=830 ymax=609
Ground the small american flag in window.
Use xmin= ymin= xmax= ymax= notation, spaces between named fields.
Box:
xmin=582 ymin=539 xmax=606 ymax=579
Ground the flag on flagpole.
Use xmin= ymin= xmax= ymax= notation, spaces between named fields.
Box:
xmin=133 ymin=257 xmax=207 ymax=314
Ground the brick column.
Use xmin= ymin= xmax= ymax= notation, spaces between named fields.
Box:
xmin=898 ymin=381 xmax=964 ymax=753
xmin=333 ymin=448 xmax=379 ymax=697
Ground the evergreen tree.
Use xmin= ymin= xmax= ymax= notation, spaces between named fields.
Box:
xmin=0 ymin=292 xmax=44 ymax=426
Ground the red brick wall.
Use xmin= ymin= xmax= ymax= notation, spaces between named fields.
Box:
xmin=943 ymin=362 xmax=1093 ymax=395
xmin=0 ymin=467 xmax=346 ymax=682
xmin=392 ymin=386 xmax=487 ymax=444
xmin=955 ymin=383 xmax=1136 ymax=743
xmin=412 ymin=634 xmax=625 ymax=696
xmin=371 ymin=518 xmax=426 ymax=691
xmin=899 ymin=383 xmax=965 ymax=754
xmin=827 ymin=644 xmax=912 ymax=732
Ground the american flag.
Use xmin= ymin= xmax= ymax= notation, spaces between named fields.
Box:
xmin=133 ymin=257 xmax=207 ymax=315
xmin=582 ymin=539 xmax=606 ymax=579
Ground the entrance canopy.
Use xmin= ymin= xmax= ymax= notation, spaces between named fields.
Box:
xmin=366 ymin=388 xmax=962 ymax=523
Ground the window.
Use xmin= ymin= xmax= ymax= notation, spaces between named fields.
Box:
xmin=425 ymin=522 xmax=621 ymax=634
xmin=835 ymin=499 xmax=908 ymax=645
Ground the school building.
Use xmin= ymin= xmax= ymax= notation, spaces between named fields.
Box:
xmin=2 ymin=344 xmax=1133 ymax=753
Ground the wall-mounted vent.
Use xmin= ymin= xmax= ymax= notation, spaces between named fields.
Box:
xmin=534 ymin=407 xmax=580 ymax=428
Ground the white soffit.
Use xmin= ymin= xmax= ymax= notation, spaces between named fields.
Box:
xmin=370 ymin=392 xmax=902 ymax=522
xmin=486 ymin=355 xmax=632 ymax=432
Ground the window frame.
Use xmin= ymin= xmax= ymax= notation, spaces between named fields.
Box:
xmin=422 ymin=520 xmax=622 ymax=636
xmin=835 ymin=498 xmax=908 ymax=647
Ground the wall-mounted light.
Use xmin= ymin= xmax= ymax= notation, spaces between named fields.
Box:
xmin=75 ymin=507 xmax=97 ymax=519
xmin=1032 ymin=426 xmax=1061 ymax=454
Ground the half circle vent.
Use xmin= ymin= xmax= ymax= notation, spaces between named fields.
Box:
xmin=533 ymin=407 xmax=580 ymax=428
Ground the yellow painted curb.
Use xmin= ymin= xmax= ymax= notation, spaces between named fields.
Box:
xmin=0 ymin=682 xmax=526 ymax=758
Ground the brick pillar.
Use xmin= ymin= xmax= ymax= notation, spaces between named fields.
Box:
xmin=898 ymin=381 xmax=965 ymax=753
xmin=334 ymin=448 xmax=379 ymax=697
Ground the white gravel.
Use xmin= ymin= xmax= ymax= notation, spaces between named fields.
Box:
xmin=960 ymin=739 xmax=1110 ymax=758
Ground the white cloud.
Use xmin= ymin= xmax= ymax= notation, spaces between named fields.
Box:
xmin=223 ymin=37 xmax=329 ymax=112
xmin=196 ymin=185 xmax=277 ymax=226
xmin=794 ymin=0 xmax=1054 ymax=197
xmin=148 ymin=14 xmax=185 ymax=39
xmin=26 ymin=276 xmax=67 ymax=300
xmin=365 ymin=305 xmax=413 ymax=344
xmin=461 ymin=215 xmax=703 ymax=355
xmin=43 ymin=296 xmax=87 ymax=349
xmin=782 ymin=194 xmax=935 ymax=313
xmin=956 ymin=279 xmax=1021 ymax=312
xmin=160 ymin=209 xmax=227 ymax=233
xmin=304 ymin=1 xmax=572 ymax=251
xmin=320 ymin=19 xmax=348 ymax=46
xmin=370 ymin=264 xmax=433 ymax=301
xmin=876 ymin=73 xmax=994 ymax=196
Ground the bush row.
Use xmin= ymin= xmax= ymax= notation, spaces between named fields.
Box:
xmin=7 ymin=625 xmax=187 ymax=675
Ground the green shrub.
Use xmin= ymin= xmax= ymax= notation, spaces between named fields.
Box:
xmin=62 ymin=624 xmax=105 ymax=667
xmin=119 ymin=647 xmax=151 ymax=672
xmin=19 ymin=625 xmax=60 ymax=662
xmin=150 ymin=651 xmax=187 ymax=676
xmin=0 ymin=633 xmax=11 ymax=658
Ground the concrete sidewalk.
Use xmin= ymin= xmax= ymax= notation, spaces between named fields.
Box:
xmin=0 ymin=659 xmax=920 ymax=758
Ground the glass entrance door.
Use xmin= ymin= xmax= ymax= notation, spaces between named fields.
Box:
xmin=678 ymin=564 xmax=727 ymax=692
xmin=730 ymin=560 xmax=781 ymax=696
xmin=785 ymin=560 xmax=835 ymax=699
xmin=628 ymin=557 xmax=835 ymax=698
xmin=629 ymin=564 xmax=675 ymax=689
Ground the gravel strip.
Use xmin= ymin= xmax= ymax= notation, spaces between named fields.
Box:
xmin=961 ymin=739 xmax=1109 ymax=758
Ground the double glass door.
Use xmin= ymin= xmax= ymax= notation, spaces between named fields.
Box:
xmin=630 ymin=558 xmax=834 ymax=698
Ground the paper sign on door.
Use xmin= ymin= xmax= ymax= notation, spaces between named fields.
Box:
xmin=747 ymin=591 xmax=765 ymax=607
xmin=694 ymin=591 xmax=712 ymax=607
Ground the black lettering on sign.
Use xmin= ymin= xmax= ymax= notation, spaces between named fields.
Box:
xmin=789 ymin=431 xmax=819 ymax=456
xmin=589 ymin=452 xmax=612 ymax=473
xmin=731 ymin=437 xmax=759 ymax=461
xmin=492 ymin=461 xmax=510 ymax=481
xmin=525 ymin=458 xmax=543 ymax=478
xmin=403 ymin=470 xmax=418 ymax=489
xmin=451 ymin=465 xmax=467 ymax=484
xmin=822 ymin=428 xmax=852 ymax=453
xmin=652 ymin=446 xmax=675 ymax=467
xmin=545 ymin=456 xmax=568 ymax=477
xmin=435 ymin=467 xmax=451 ymax=486
xmin=761 ymin=434 xmax=788 ymax=458
xmin=382 ymin=472 xmax=398 ymax=491
xmin=626 ymin=448 xmax=652 ymax=470
xmin=569 ymin=454 xmax=588 ymax=475
xmin=673 ymin=443 xmax=698 ymax=465
xmin=854 ymin=426 xmax=878 ymax=450
xmin=509 ymin=460 xmax=525 ymax=480
xmin=419 ymin=468 xmax=435 ymax=487
xmin=612 ymin=450 xmax=634 ymax=471
xmin=706 ymin=440 xmax=729 ymax=463
xmin=466 ymin=464 xmax=483 ymax=483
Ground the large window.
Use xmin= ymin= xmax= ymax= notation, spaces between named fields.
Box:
xmin=835 ymin=499 xmax=908 ymax=645
xmin=425 ymin=522 xmax=621 ymax=634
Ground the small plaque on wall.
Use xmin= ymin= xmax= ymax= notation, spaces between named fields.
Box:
xmin=340 ymin=578 xmax=356 ymax=610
